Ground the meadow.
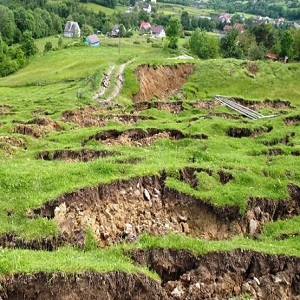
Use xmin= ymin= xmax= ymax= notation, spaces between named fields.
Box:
xmin=0 ymin=33 xmax=300 ymax=278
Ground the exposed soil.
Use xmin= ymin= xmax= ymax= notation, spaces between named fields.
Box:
xmin=232 ymin=97 xmax=293 ymax=110
xmin=36 ymin=149 xmax=120 ymax=162
xmin=262 ymin=132 xmax=294 ymax=146
xmin=1 ymin=248 xmax=300 ymax=299
xmin=0 ymin=271 xmax=166 ymax=300
xmin=0 ymin=233 xmax=65 ymax=250
xmin=285 ymin=115 xmax=300 ymax=126
xmin=82 ymin=128 xmax=208 ymax=147
xmin=227 ymin=125 xmax=273 ymax=138
xmin=178 ymin=167 xmax=234 ymax=190
xmin=134 ymin=101 xmax=184 ymax=114
xmin=60 ymin=106 xmax=153 ymax=128
xmin=30 ymin=174 xmax=300 ymax=248
xmin=133 ymin=63 xmax=195 ymax=102
xmin=0 ymin=136 xmax=26 ymax=154
xmin=13 ymin=117 xmax=63 ymax=138
xmin=0 ymin=105 xmax=12 ymax=115
xmin=129 ymin=248 xmax=300 ymax=300
xmin=192 ymin=100 xmax=219 ymax=110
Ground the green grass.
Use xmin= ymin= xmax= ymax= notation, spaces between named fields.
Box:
xmin=0 ymin=33 xmax=300 ymax=277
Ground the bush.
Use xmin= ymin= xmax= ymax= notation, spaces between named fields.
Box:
xmin=44 ymin=42 xmax=53 ymax=52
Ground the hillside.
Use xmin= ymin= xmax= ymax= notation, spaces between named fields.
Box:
xmin=0 ymin=35 xmax=300 ymax=299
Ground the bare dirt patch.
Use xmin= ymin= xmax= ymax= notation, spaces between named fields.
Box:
xmin=36 ymin=149 xmax=120 ymax=162
xmin=30 ymin=174 xmax=300 ymax=248
xmin=130 ymin=248 xmax=300 ymax=299
xmin=13 ymin=117 xmax=63 ymax=138
xmin=60 ymin=106 xmax=153 ymax=128
xmin=232 ymin=98 xmax=293 ymax=110
xmin=0 ymin=271 xmax=166 ymax=300
xmin=0 ymin=136 xmax=27 ymax=155
xmin=0 ymin=233 xmax=65 ymax=251
xmin=0 ymin=105 xmax=12 ymax=115
xmin=133 ymin=63 xmax=195 ymax=102
xmin=83 ymin=128 xmax=208 ymax=147
xmin=285 ymin=115 xmax=300 ymax=126
xmin=134 ymin=101 xmax=184 ymax=114
xmin=227 ymin=126 xmax=273 ymax=138
xmin=192 ymin=100 xmax=219 ymax=110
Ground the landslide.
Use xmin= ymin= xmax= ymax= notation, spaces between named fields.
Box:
xmin=31 ymin=174 xmax=300 ymax=248
xmin=133 ymin=63 xmax=195 ymax=102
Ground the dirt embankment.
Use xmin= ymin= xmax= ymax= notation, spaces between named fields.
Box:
xmin=1 ymin=249 xmax=300 ymax=299
xmin=133 ymin=63 xmax=195 ymax=102
xmin=29 ymin=173 xmax=300 ymax=249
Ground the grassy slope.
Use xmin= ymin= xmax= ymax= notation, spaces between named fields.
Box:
xmin=0 ymin=34 xmax=300 ymax=275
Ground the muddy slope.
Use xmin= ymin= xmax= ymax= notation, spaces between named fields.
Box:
xmin=133 ymin=63 xmax=195 ymax=102
xmin=130 ymin=248 xmax=300 ymax=300
xmin=32 ymin=174 xmax=300 ymax=248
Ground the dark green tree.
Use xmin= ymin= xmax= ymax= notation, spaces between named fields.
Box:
xmin=166 ymin=17 xmax=182 ymax=49
xmin=189 ymin=29 xmax=218 ymax=59
xmin=280 ymin=30 xmax=294 ymax=59
xmin=21 ymin=31 xmax=38 ymax=57
xmin=220 ymin=29 xmax=243 ymax=58
xmin=0 ymin=5 xmax=17 ymax=45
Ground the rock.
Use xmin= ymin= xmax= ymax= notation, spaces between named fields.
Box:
xmin=195 ymin=282 xmax=201 ymax=289
xmin=181 ymin=222 xmax=190 ymax=234
xmin=134 ymin=189 xmax=141 ymax=197
xmin=143 ymin=188 xmax=151 ymax=201
xmin=124 ymin=223 xmax=133 ymax=235
xmin=178 ymin=214 xmax=187 ymax=222
xmin=171 ymin=286 xmax=184 ymax=298
xmin=249 ymin=218 xmax=258 ymax=236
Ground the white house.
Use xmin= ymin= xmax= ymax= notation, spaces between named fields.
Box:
xmin=141 ymin=3 xmax=151 ymax=13
xmin=64 ymin=21 xmax=81 ymax=38
xmin=151 ymin=25 xmax=166 ymax=38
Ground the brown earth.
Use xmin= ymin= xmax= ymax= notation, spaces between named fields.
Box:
xmin=13 ymin=117 xmax=63 ymax=138
xmin=1 ymin=249 xmax=300 ymax=299
xmin=227 ymin=125 xmax=273 ymax=138
xmin=30 ymin=174 xmax=300 ymax=248
xmin=133 ymin=101 xmax=184 ymax=114
xmin=0 ymin=136 xmax=26 ymax=154
xmin=130 ymin=248 xmax=300 ymax=300
xmin=285 ymin=115 xmax=300 ymax=126
xmin=82 ymin=128 xmax=208 ymax=147
xmin=60 ymin=106 xmax=153 ymax=128
xmin=133 ymin=63 xmax=195 ymax=102
xmin=36 ymin=149 xmax=120 ymax=162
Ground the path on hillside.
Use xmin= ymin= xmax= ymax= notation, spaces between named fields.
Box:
xmin=93 ymin=60 xmax=133 ymax=105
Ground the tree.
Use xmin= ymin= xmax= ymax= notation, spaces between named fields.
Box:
xmin=81 ymin=24 xmax=94 ymax=37
xmin=21 ymin=31 xmax=38 ymax=57
xmin=44 ymin=41 xmax=53 ymax=52
xmin=189 ymin=29 xmax=218 ymax=59
xmin=280 ymin=30 xmax=294 ymax=59
xmin=252 ymin=24 xmax=276 ymax=50
xmin=181 ymin=11 xmax=190 ymax=30
xmin=0 ymin=5 xmax=17 ymax=45
xmin=166 ymin=17 xmax=182 ymax=49
xmin=220 ymin=29 xmax=243 ymax=58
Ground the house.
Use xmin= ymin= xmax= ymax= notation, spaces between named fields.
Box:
xmin=141 ymin=3 xmax=151 ymax=13
xmin=265 ymin=51 xmax=278 ymax=61
xmin=223 ymin=23 xmax=244 ymax=33
xmin=140 ymin=21 xmax=151 ymax=31
xmin=151 ymin=0 xmax=156 ymax=3
xmin=64 ymin=21 xmax=81 ymax=38
xmin=151 ymin=25 xmax=165 ymax=38
xmin=85 ymin=34 xmax=99 ymax=46
xmin=111 ymin=24 xmax=120 ymax=37
xmin=219 ymin=13 xmax=232 ymax=23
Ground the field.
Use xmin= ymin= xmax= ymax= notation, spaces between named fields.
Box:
xmin=0 ymin=34 xmax=300 ymax=298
